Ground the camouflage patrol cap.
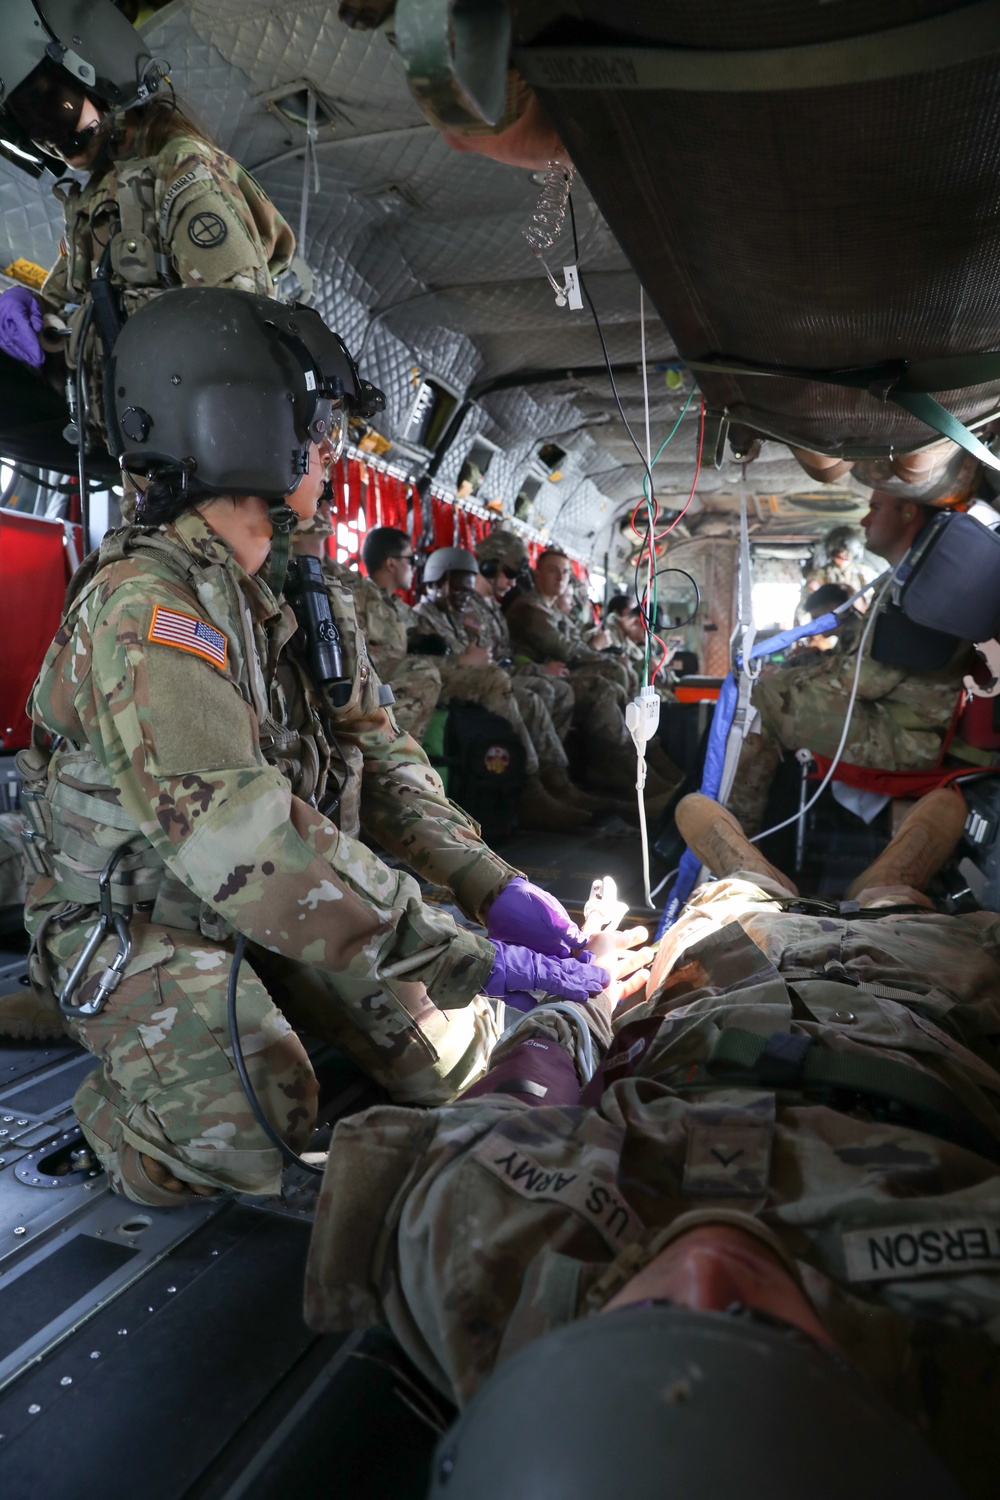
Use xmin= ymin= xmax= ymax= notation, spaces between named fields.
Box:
xmin=429 ymin=1305 xmax=964 ymax=1500
xmin=423 ymin=547 xmax=478 ymax=584
xmin=475 ymin=528 xmax=527 ymax=569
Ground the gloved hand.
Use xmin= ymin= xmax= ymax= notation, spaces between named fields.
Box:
xmin=487 ymin=877 xmax=585 ymax=959
xmin=485 ymin=941 xmax=610 ymax=1013
xmin=0 ymin=286 xmax=44 ymax=368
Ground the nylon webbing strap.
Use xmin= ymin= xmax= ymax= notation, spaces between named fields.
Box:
xmin=706 ymin=1027 xmax=1000 ymax=1162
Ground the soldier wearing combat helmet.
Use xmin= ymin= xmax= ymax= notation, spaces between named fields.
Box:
xmin=15 ymin=288 xmax=612 ymax=1207
xmin=0 ymin=0 xmax=294 ymax=483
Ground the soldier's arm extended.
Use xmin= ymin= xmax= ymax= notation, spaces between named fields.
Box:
xmin=337 ymin=703 xmax=520 ymax=923
xmin=74 ymin=583 xmax=493 ymax=1008
xmin=505 ymin=595 xmax=575 ymax=664
xmin=156 ymin=138 xmax=295 ymax=295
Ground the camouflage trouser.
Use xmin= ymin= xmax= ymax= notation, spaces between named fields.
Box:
xmin=386 ymin=656 xmax=442 ymax=743
xmin=0 ymin=813 xmax=28 ymax=911
xmin=439 ymin=662 xmax=540 ymax=775
xmin=515 ymin=670 xmax=574 ymax=743
xmin=727 ymin=669 xmax=946 ymax=834
xmin=573 ymin=656 xmax=632 ymax=699
xmin=46 ymin=915 xmax=496 ymax=1205
xmin=511 ymin=680 xmax=568 ymax=771
xmin=569 ymin=672 xmax=632 ymax=762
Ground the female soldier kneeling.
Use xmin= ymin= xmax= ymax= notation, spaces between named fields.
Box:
xmin=19 ymin=290 xmax=604 ymax=1204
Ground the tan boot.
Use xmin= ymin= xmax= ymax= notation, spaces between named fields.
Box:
xmin=0 ymin=980 xmax=67 ymax=1041
xmin=845 ymin=788 xmax=966 ymax=900
xmin=541 ymin=767 xmax=634 ymax=819
xmin=675 ymin=793 xmax=798 ymax=895
xmin=518 ymin=775 xmax=592 ymax=833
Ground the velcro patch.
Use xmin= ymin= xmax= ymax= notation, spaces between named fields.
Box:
xmin=683 ymin=1118 xmax=773 ymax=1198
xmin=842 ymin=1220 xmax=1000 ymax=1283
xmin=472 ymin=1135 xmax=640 ymax=1252
xmin=148 ymin=605 xmax=228 ymax=669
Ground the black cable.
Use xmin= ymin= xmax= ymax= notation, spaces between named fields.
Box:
xmin=569 ymin=191 xmax=660 ymax=639
xmin=227 ymin=933 xmax=325 ymax=1176
xmin=656 ymin=566 xmax=701 ymax=627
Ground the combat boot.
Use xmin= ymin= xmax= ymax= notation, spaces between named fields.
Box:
xmin=845 ymin=787 xmax=966 ymax=899
xmin=518 ymin=775 xmax=592 ymax=833
xmin=0 ymin=982 xmax=67 ymax=1041
xmin=675 ymin=793 xmax=798 ymax=895
xmin=540 ymin=766 xmax=634 ymax=819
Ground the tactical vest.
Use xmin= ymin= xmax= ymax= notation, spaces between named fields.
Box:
xmin=18 ymin=526 xmax=373 ymax=926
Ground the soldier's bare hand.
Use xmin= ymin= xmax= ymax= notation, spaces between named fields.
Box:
xmin=587 ymin=926 xmax=654 ymax=1004
xmin=141 ymin=1153 xmax=218 ymax=1197
xmin=543 ymin=661 xmax=569 ymax=677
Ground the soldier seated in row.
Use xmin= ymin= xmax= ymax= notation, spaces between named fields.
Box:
xmin=14 ymin=289 xmax=613 ymax=1205
xmin=413 ymin=547 xmax=592 ymax=832
xmin=506 ymin=547 xmax=683 ymax=800
xmin=728 ymin=492 xmax=975 ymax=834
xmin=294 ymin=519 xmax=445 ymax=745
xmin=305 ymin=785 xmax=994 ymax=1500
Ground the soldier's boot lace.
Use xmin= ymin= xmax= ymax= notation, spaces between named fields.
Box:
xmin=675 ymin=793 xmax=799 ymax=896
xmin=845 ymin=787 xmax=967 ymax=900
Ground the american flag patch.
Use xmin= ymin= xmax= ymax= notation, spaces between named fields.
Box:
xmin=147 ymin=606 xmax=228 ymax=669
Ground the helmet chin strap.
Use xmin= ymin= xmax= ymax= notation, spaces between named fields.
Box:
xmin=264 ymin=502 xmax=299 ymax=596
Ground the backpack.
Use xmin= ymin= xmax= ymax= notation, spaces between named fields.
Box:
xmin=428 ymin=699 xmax=526 ymax=842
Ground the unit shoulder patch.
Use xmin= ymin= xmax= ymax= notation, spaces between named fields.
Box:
xmin=148 ymin=606 xmax=228 ymax=669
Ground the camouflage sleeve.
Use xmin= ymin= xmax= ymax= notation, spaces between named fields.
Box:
xmin=780 ymin=647 xmax=906 ymax=703
xmin=78 ymin=580 xmax=493 ymax=1008
xmin=155 ymin=138 xmax=295 ymax=295
xmin=412 ymin=598 xmax=467 ymax=653
xmin=38 ymin=251 xmax=69 ymax=320
xmin=505 ymin=596 xmax=574 ymax=663
xmin=340 ymin=706 xmax=520 ymax=923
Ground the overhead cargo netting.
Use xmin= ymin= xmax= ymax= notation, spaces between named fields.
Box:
xmin=508 ymin=0 xmax=1000 ymax=466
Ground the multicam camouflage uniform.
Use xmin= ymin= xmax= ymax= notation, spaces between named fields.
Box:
xmin=20 ymin=511 xmax=512 ymax=1205
xmin=728 ymin=596 xmax=972 ymax=832
xmin=0 ymin=812 xmax=28 ymax=912
xmin=505 ymin=587 xmax=645 ymax=781
xmin=413 ymin=590 xmax=569 ymax=774
xmin=39 ymin=130 xmax=294 ymax=454
xmin=306 ymin=875 xmax=1000 ymax=1498
xmin=341 ymin=567 xmax=442 ymax=743
xmin=465 ymin=589 xmax=575 ymax=745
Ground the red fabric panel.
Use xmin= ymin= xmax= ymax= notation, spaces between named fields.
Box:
xmin=957 ymin=693 xmax=1000 ymax=750
xmin=810 ymin=754 xmax=981 ymax=798
xmin=0 ymin=512 xmax=73 ymax=751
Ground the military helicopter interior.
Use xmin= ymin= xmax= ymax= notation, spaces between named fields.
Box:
xmin=3 ymin=2 xmax=1000 ymax=1496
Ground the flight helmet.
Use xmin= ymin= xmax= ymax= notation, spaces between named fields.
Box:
xmin=428 ymin=1305 xmax=965 ymax=1500
xmin=108 ymin=287 xmax=384 ymax=496
xmin=1 ymin=0 xmax=165 ymax=165
xmin=423 ymin=547 xmax=478 ymax=584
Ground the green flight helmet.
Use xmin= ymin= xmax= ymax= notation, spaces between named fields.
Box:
xmin=107 ymin=287 xmax=384 ymax=502
xmin=427 ymin=1305 xmax=965 ymax=1500
xmin=1 ymin=0 xmax=164 ymax=165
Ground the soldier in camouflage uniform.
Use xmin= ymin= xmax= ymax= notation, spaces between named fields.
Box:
xmin=728 ymin=495 xmax=973 ymax=833
xmin=797 ymin=524 xmax=869 ymax=622
xmin=353 ymin=524 xmax=444 ymax=742
xmin=16 ymin=291 xmax=604 ymax=1206
xmin=507 ymin=550 xmax=682 ymax=797
xmin=0 ymin=2 xmax=293 ymax=484
xmin=305 ymin=795 xmax=999 ymax=1499
xmin=414 ymin=548 xmax=590 ymax=832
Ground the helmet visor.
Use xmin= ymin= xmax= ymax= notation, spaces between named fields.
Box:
xmin=7 ymin=57 xmax=98 ymax=156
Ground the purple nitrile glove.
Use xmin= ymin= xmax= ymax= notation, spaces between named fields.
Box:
xmin=487 ymin=877 xmax=585 ymax=959
xmin=0 ymin=286 xmax=44 ymax=369
xmin=485 ymin=941 xmax=610 ymax=1013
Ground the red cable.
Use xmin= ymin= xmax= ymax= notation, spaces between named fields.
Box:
xmin=656 ymin=397 xmax=705 ymax=543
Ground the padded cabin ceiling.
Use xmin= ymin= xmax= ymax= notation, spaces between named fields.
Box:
xmin=0 ymin=0 xmax=876 ymax=570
